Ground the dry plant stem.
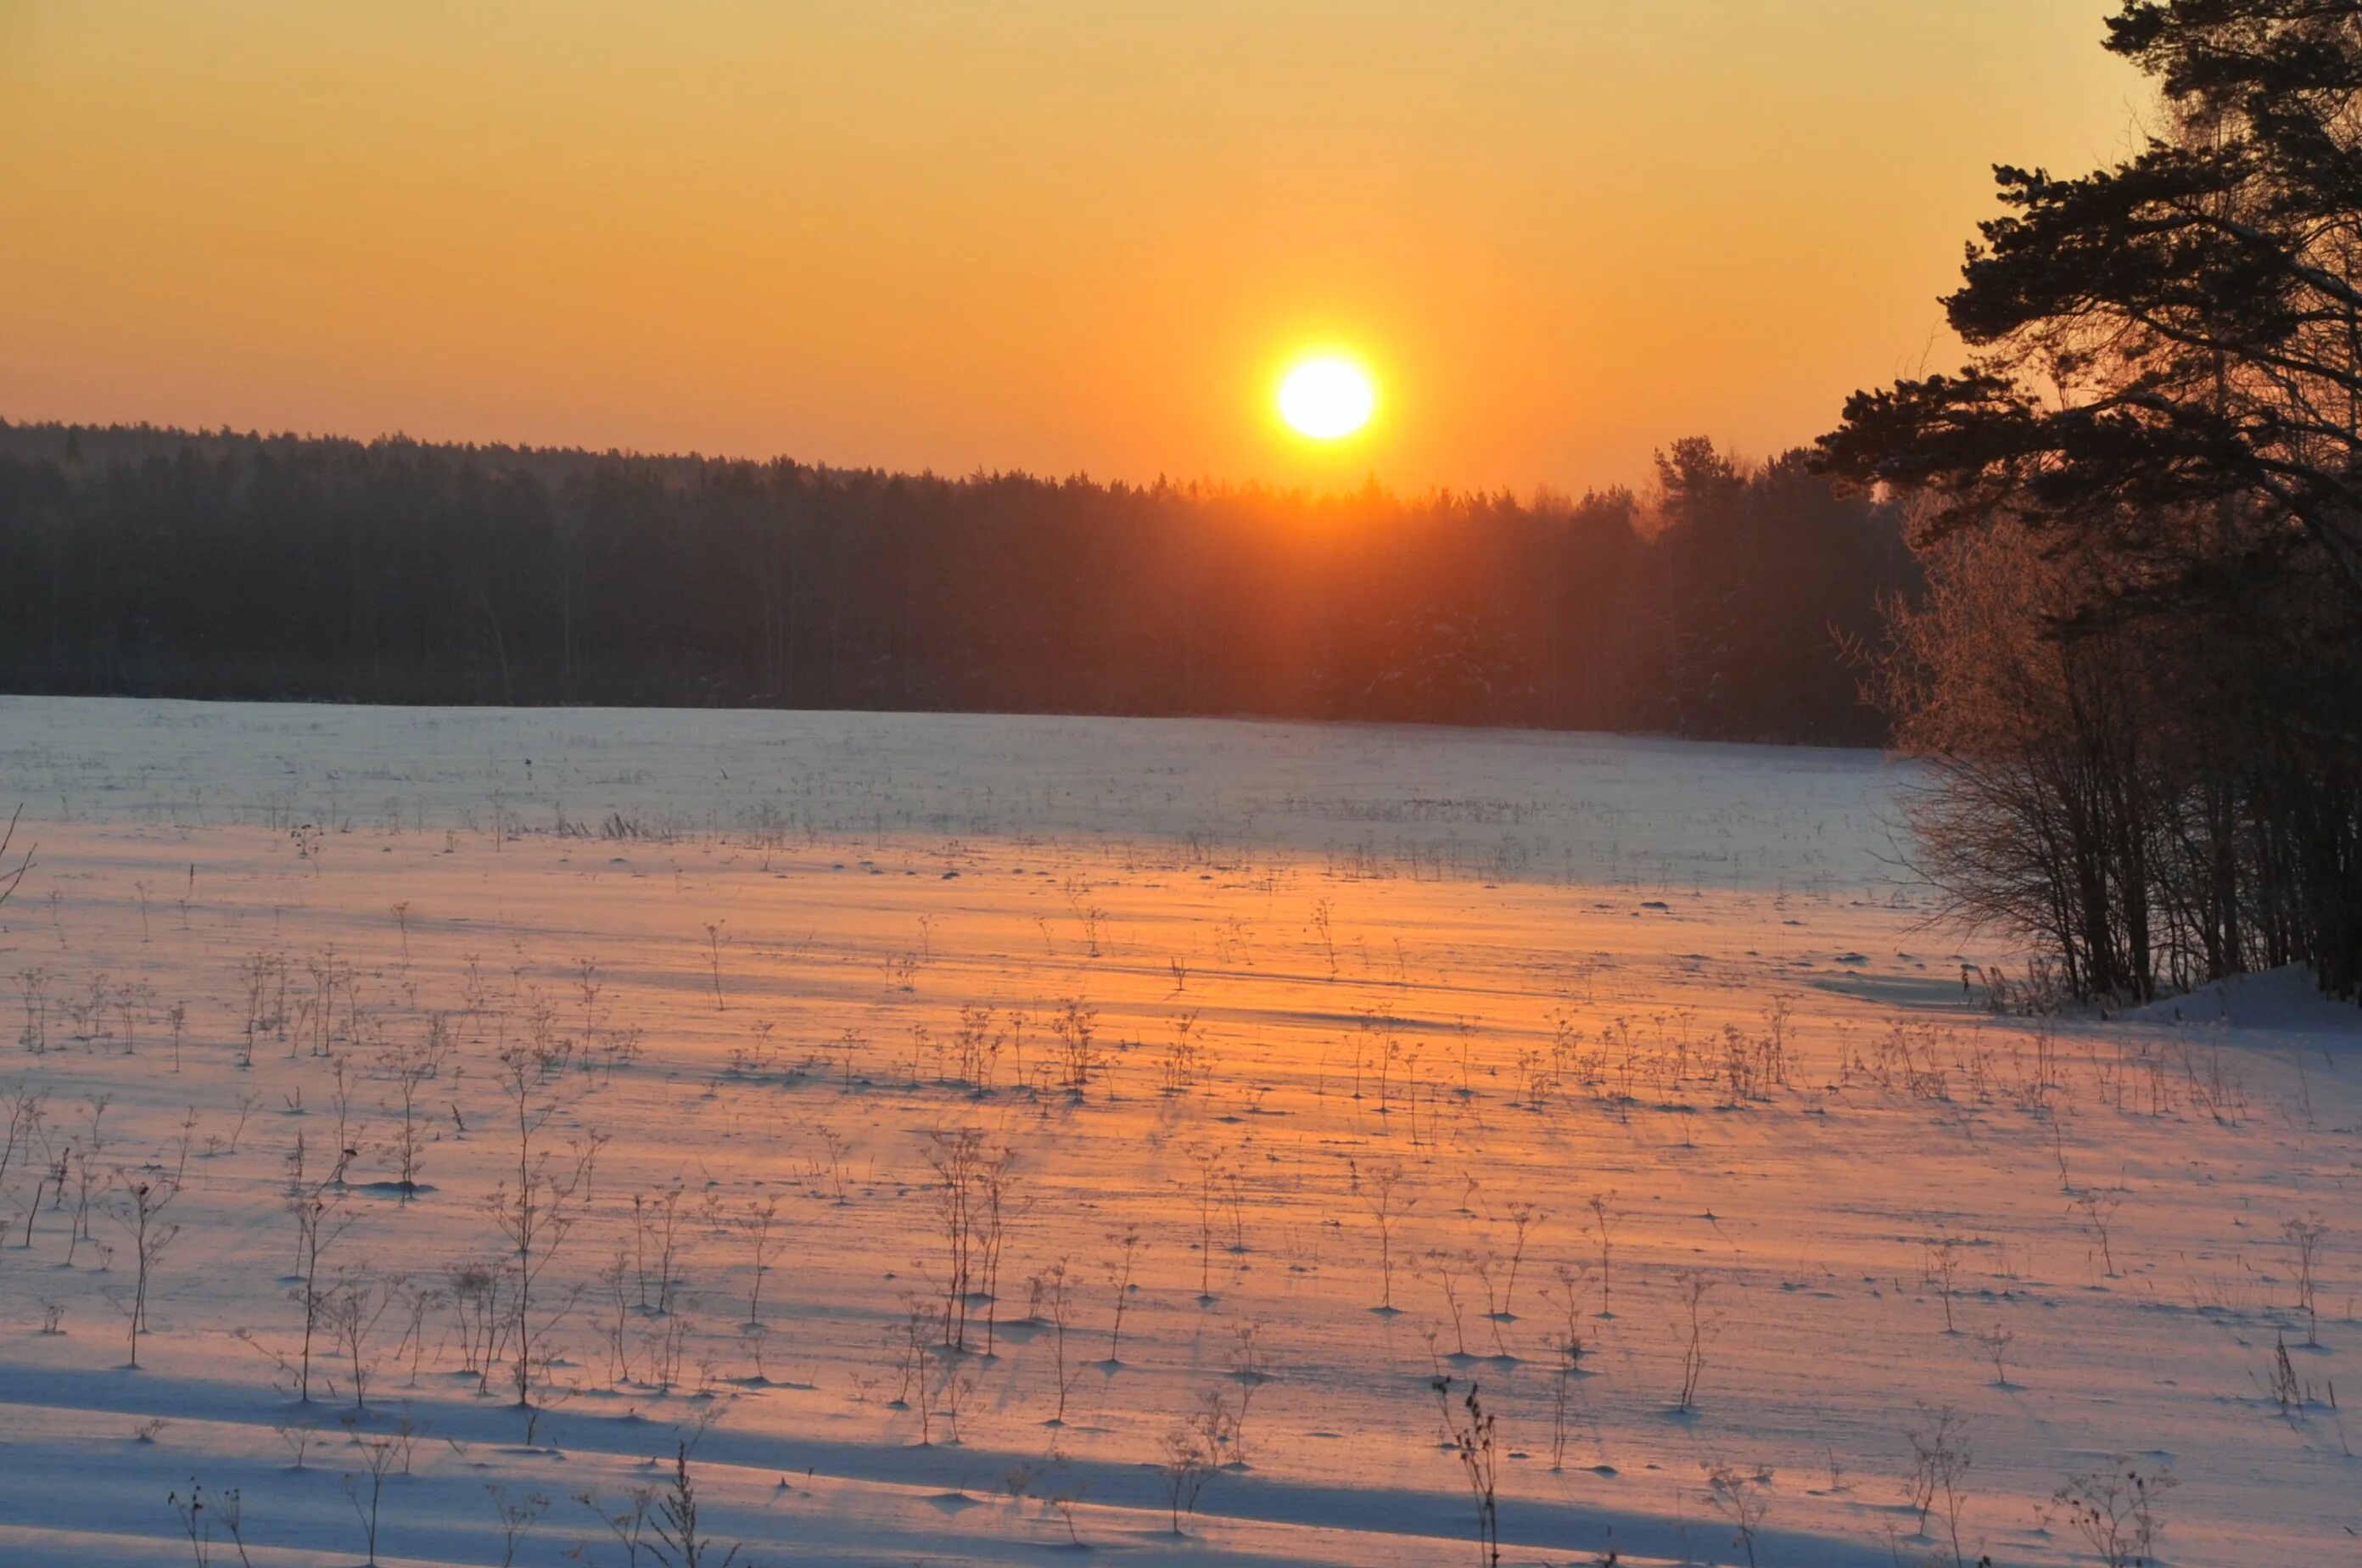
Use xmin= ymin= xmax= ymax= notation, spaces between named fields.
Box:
xmin=1673 ymin=1272 xmax=1713 ymax=1411
xmin=702 ymin=921 xmax=727 ymax=1011
xmin=2282 ymin=1215 xmax=2326 ymax=1345
xmin=1904 ymin=1404 xmax=1973 ymax=1567
xmin=491 ymin=1047 xmax=591 ymax=1410
xmin=342 ymin=1424 xmax=400 ymax=1566
xmin=1704 ymin=1464 xmax=1772 ymax=1568
xmin=169 ymin=1479 xmax=255 ymax=1568
xmin=742 ymin=1195 xmax=781 ymax=1330
xmin=1585 ymin=1194 xmax=1620 ymax=1316
xmin=486 ymin=1483 xmax=551 ymax=1568
xmin=1364 ymin=1162 xmax=1410 ymax=1310
xmin=1432 ymin=1377 xmax=1500 ymax=1566
xmin=1035 ymin=1260 xmax=1076 ymax=1424
xmin=1105 ymin=1231 xmax=1141 ymax=1362
xmin=2056 ymin=1461 xmax=2175 ymax=1568
xmin=115 ymin=1174 xmax=181 ymax=1369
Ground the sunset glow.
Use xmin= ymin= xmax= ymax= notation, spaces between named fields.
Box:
xmin=0 ymin=3 xmax=2142 ymax=490
xmin=4 ymin=3 xmax=2359 ymax=1562
xmin=1276 ymin=356 xmax=1375 ymax=440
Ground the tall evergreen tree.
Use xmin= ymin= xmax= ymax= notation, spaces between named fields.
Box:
xmin=1821 ymin=0 xmax=2362 ymax=996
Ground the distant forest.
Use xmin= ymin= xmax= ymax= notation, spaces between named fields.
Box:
xmin=0 ymin=421 xmax=1912 ymax=743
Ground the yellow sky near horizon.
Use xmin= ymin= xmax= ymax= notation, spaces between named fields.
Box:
xmin=0 ymin=3 xmax=2145 ymax=493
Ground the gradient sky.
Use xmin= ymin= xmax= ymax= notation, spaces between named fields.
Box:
xmin=0 ymin=3 xmax=2145 ymax=493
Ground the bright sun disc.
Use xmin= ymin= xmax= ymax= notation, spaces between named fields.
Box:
xmin=1278 ymin=356 xmax=1375 ymax=439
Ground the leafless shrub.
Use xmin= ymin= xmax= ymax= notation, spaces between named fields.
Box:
xmin=809 ymin=1121 xmax=851 ymax=1201
xmin=1157 ymin=1414 xmax=1220 ymax=1533
xmin=1185 ymin=1144 xmax=1224 ymax=1300
xmin=953 ymin=1004 xmax=1003 ymax=1089
xmin=1542 ymin=1266 xmax=1587 ymax=1470
xmin=2073 ymin=1189 xmax=2123 ymax=1278
xmin=1307 ymin=897 xmax=1338 ymax=980
xmin=1485 ymin=1201 xmax=1541 ymax=1325
xmin=0 ymin=1081 xmax=47 ymax=1190
xmin=600 ymin=1249 xmax=638 ymax=1385
xmin=882 ymin=1292 xmax=931 ymax=1431
xmin=341 ymin=1420 xmax=402 ymax=1565
xmin=1218 ymin=1322 xmax=1275 ymax=1473
xmin=931 ymin=1340 xmax=978 ymax=1444
xmin=379 ymin=1018 xmax=448 ymax=1196
xmin=1923 ymin=1238 xmax=1965 ymax=1333
xmin=486 ymin=1482 xmax=551 ymax=1567
xmin=645 ymin=1287 xmax=695 ymax=1391
xmin=1050 ymin=999 xmax=1101 ymax=1094
xmin=15 ymin=970 xmax=49 ymax=1052
xmin=1363 ymin=1161 xmax=1411 ymax=1312
xmin=1904 ymin=1404 xmax=1973 ymax=1565
xmin=167 ymin=1479 xmax=254 ymax=1568
xmin=1704 ymin=1464 xmax=1772 ymax=1567
xmin=1425 ymin=1250 xmax=1474 ymax=1357
xmin=490 ymin=1047 xmax=595 ymax=1407
xmin=1063 ymin=877 xmax=1106 ymax=958
xmin=578 ymin=1482 xmax=658 ymax=1567
xmin=1671 ymin=1273 xmax=1716 ymax=1411
xmin=728 ymin=1193 xmax=781 ymax=1329
xmin=1048 ymin=1491 xmax=1084 ymax=1548
xmin=325 ymin=1270 xmax=397 ymax=1413
xmin=2055 ymin=1461 xmax=2174 ymax=1568
xmin=110 ymin=1173 xmax=181 ymax=1369
xmin=274 ymin=1411 xmax=318 ymax=1470
xmin=448 ymin=1258 xmax=511 ymax=1390
xmin=1103 ymin=1230 xmax=1144 ymax=1364
xmin=1974 ymin=1322 xmax=2015 ymax=1387
xmin=1582 ymin=1194 xmax=1620 ymax=1317
xmin=1032 ymin=1260 xmax=1077 ymax=1425
xmin=393 ymin=1276 xmax=444 ymax=1388
xmin=923 ymin=1128 xmax=1016 ymax=1351
xmin=1161 ymin=1011 xmax=1204 ymax=1095
xmin=632 ymin=1186 xmax=686 ymax=1316
xmin=58 ymin=1145 xmax=97 ymax=1265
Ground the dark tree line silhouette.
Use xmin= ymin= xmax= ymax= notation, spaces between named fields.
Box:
xmin=1822 ymin=0 xmax=2362 ymax=1000
xmin=0 ymin=422 xmax=1909 ymax=742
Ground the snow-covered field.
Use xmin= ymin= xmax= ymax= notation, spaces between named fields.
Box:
xmin=0 ymin=697 xmax=2351 ymax=1566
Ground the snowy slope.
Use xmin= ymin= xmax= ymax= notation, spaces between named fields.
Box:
xmin=0 ymin=697 xmax=2350 ymax=1566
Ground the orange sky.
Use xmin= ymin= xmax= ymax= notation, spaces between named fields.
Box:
xmin=0 ymin=3 xmax=2144 ymax=493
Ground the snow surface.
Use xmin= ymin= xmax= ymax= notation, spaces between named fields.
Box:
xmin=0 ymin=696 xmax=2351 ymax=1566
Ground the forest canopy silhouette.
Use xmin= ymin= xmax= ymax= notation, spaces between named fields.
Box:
xmin=1819 ymin=0 xmax=2362 ymax=1000
xmin=0 ymin=422 xmax=1909 ymax=744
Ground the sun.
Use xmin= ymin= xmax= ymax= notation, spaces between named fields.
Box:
xmin=1277 ymin=355 xmax=1375 ymax=440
